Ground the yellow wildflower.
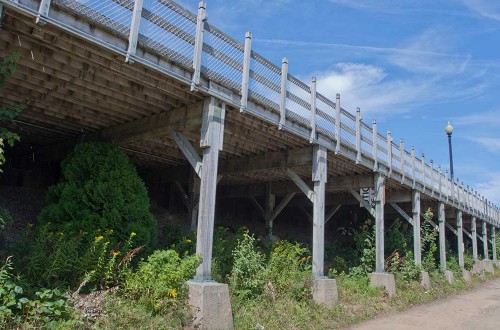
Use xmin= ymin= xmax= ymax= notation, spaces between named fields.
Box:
xmin=130 ymin=232 xmax=137 ymax=238
xmin=112 ymin=251 xmax=120 ymax=257
xmin=168 ymin=289 xmax=177 ymax=298
xmin=95 ymin=235 xmax=104 ymax=242
xmin=186 ymin=239 xmax=192 ymax=243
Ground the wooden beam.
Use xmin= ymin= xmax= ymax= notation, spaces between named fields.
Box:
xmin=286 ymin=168 xmax=314 ymax=202
xmin=325 ymin=204 xmax=341 ymax=224
xmin=350 ymin=189 xmax=375 ymax=217
xmin=300 ymin=206 xmax=313 ymax=224
xmin=269 ymin=192 xmax=296 ymax=223
xmin=172 ymin=131 xmax=202 ymax=178
xmin=326 ymin=174 xmax=373 ymax=191
xmin=248 ymin=196 xmax=265 ymax=219
xmin=389 ymin=202 xmax=413 ymax=226
xmin=173 ymin=180 xmax=190 ymax=210
xmin=100 ymin=101 xmax=203 ymax=145
xmin=386 ymin=190 xmax=412 ymax=203
xmin=445 ymin=222 xmax=458 ymax=236
xmin=219 ymin=146 xmax=312 ymax=175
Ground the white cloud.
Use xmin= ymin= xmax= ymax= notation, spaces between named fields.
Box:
xmin=453 ymin=110 xmax=500 ymax=127
xmin=466 ymin=137 xmax=500 ymax=154
xmin=313 ymin=62 xmax=485 ymax=116
xmin=476 ymin=172 xmax=500 ymax=205
xmin=461 ymin=0 xmax=500 ymax=21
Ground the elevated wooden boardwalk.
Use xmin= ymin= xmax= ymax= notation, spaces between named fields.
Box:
xmin=0 ymin=0 xmax=498 ymax=317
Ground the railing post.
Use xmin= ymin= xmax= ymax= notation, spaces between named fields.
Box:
xmin=387 ymin=131 xmax=392 ymax=175
xmin=36 ymin=0 xmax=51 ymax=25
xmin=335 ymin=94 xmax=341 ymax=154
xmin=421 ymin=153 xmax=426 ymax=192
xmin=400 ymin=138 xmax=405 ymax=183
xmin=240 ymin=32 xmax=252 ymax=112
xmin=372 ymin=120 xmax=377 ymax=170
xmin=445 ymin=170 xmax=449 ymax=202
xmin=310 ymin=76 xmax=317 ymax=143
xmin=125 ymin=0 xmax=144 ymax=63
xmin=355 ymin=107 xmax=361 ymax=163
xmin=191 ymin=1 xmax=207 ymax=91
xmin=438 ymin=165 xmax=442 ymax=199
xmin=278 ymin=57 xmax=288 ymax=130
xmin=411 ymin=147 xmax=416 ymax=188
xmin=430 ymin=160 xmax=434 ymax=196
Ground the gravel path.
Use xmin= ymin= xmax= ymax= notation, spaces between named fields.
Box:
xmin=347 ymin=278 xmax=500 ymax=330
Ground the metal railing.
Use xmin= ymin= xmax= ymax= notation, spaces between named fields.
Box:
xmin=3 ymin=0 xmax=499 ymax=226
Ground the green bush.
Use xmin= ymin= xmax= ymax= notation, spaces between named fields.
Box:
xmin=392 ymin=252 xmax=422 ymax=284
xmin=386 ymin=218 xmax=411 ymax=257
xmin=38 ymin=142 xmax=156 ymax=251
xmin=265 ymin=240 xmax=312 ymax=300
xmin=123 ymin=250 xmax=201 ymax=313
xmin=0 ymin=257 xmax=72 ymax=328
xmin=349 ymin=220 xmax=376 ymax=278
xmin=229 ymin=232 xmax=266 ymax=299
xmin=421 ymin=209 xmax=438 ymax=272
xmin=211 ymin=226 xmax=246 ymax=283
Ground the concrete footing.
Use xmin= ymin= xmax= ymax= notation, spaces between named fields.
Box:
xmin=420 ymin=271 xmax=431 ymax=291
xmin=482 ymin=260 xmax=495 ymax=273
xmin=444 ymin=270 xmax=454 ymax=285
xmin=462 ymin=269 xmax=471 ymax=282
xmin=370 ymin=272 xmax=396 ymax=297
xmin=471 ymin=261 xmax=484 ymax=275
xmin=187 ymin=281 xmax=234 ymax=330
xmin=312 ymin=278 xmax=338 ymax=307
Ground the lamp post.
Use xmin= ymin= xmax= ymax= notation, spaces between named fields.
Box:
xmin=445 ymin=121 xmax=454 ymax=180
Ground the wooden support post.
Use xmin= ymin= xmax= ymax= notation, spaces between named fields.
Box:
xmin=335 ymin=94 xmax=341 ymax=154
xmin=195 ymin=97 xmax=225 ymax=281
xmin=240 ymin=32 xmax=252 ymax=112
xmin=189 ymin=168 xmax=200 ymax=231
xmin=36 ymin=0 xmax=51 ymax=25
xmin=309 ymin=76 xmax=317 ymax=142
xmin=482 ymin=220 xmax=488 ymax=259
xmin=265 ymin=183 xmax=275 ymax=236
xmin=491 ymin=225 xmax=497 ymax=261
xmin=372 ymin=120 xmax=378 ymax=170
xmin=191 ymin=1 xmax=206 ymax=91
xmin=125 ymin=0 xmax=143 ymax=63
xmin=374 ymin=173 xmax=386 ymax=273
xmin=438 ymin=202 xmax=447 ymax=271
xmin=312 ymin=145 xmax=327 ymax=278
xmin=457 ymin=210 xmax=464 ymax=269
xmin=279 ymin=57 xmax=288 ymax=130
xmin=355 ymin=107 xmax=361 ymax=164
xmin=412 ymin=190 xmax=422 ymax=265
xmin=471 ymin=217 xmax=478 ymax=261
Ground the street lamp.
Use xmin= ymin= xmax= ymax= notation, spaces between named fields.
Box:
xmin=445 ymin=121 xmax=454 ymax=180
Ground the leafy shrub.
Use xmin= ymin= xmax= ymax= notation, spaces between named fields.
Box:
xmin=349 ymin=220 xmax=376 ymax=278
xmin=25 ymin=225 xmax=139 ymax=289
xmin=421 ymin=209 xmax=438 ymax=272
xmin=389 ymin=251 xmax=422 ymax=284
xmin=229 ymin=232 xmax=266 ymax=299
xmin=463 ymin=250 xmax=474 ymax=271
xmin=0 ymin=207 xmax=12 ymax=231
xmin=0 ymin=257 xmax=72 ymax=328
xmin=123 ymin=250 xmax=201 ymax=313
xmin=386 ymin=218 xmax=411 ymax=257
xmin=265 ymin=240 xmax=312 ymax=300
xmin=211 ymin=226 xmax=247 ymax=283
xmin=161 ymin=223 xmax=184 ymax=249
xmin=446 ymin=254 xmax=462 ymax=275
xmin=38 ymin=142 xmax=156 ymax=251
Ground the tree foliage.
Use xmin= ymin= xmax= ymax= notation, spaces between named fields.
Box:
xmin=38 ymin=142 xmax=156 ymax=250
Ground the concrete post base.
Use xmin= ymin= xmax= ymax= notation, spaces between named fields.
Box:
xmin=370 ymin=272 xmax=396 ymax=297
xmin=482 ymin=260 xmax=495 ymax=273
xmin=444 ymin=270 xmax=454 ymax=285
xmin=312 ymin=278 xmax=338 ymax=307
xmin=462 ymin=269 xmax=471 ymax=282
xmin=420 ymin=271 xmax=431 ymax=291
xmin=187 ymin=281 xmax=234 ymax=330
xmin=494 ymin=260 xmax=500 ymax=269
xmin=471 ymin=261 xmax=484 ymax=275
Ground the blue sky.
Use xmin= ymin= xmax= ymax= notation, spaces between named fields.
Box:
xmin=178 ymin=0 xmax=500 ymax=204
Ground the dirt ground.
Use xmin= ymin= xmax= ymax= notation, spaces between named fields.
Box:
xmin=347 ymin=278 xmax=500 ymax=330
